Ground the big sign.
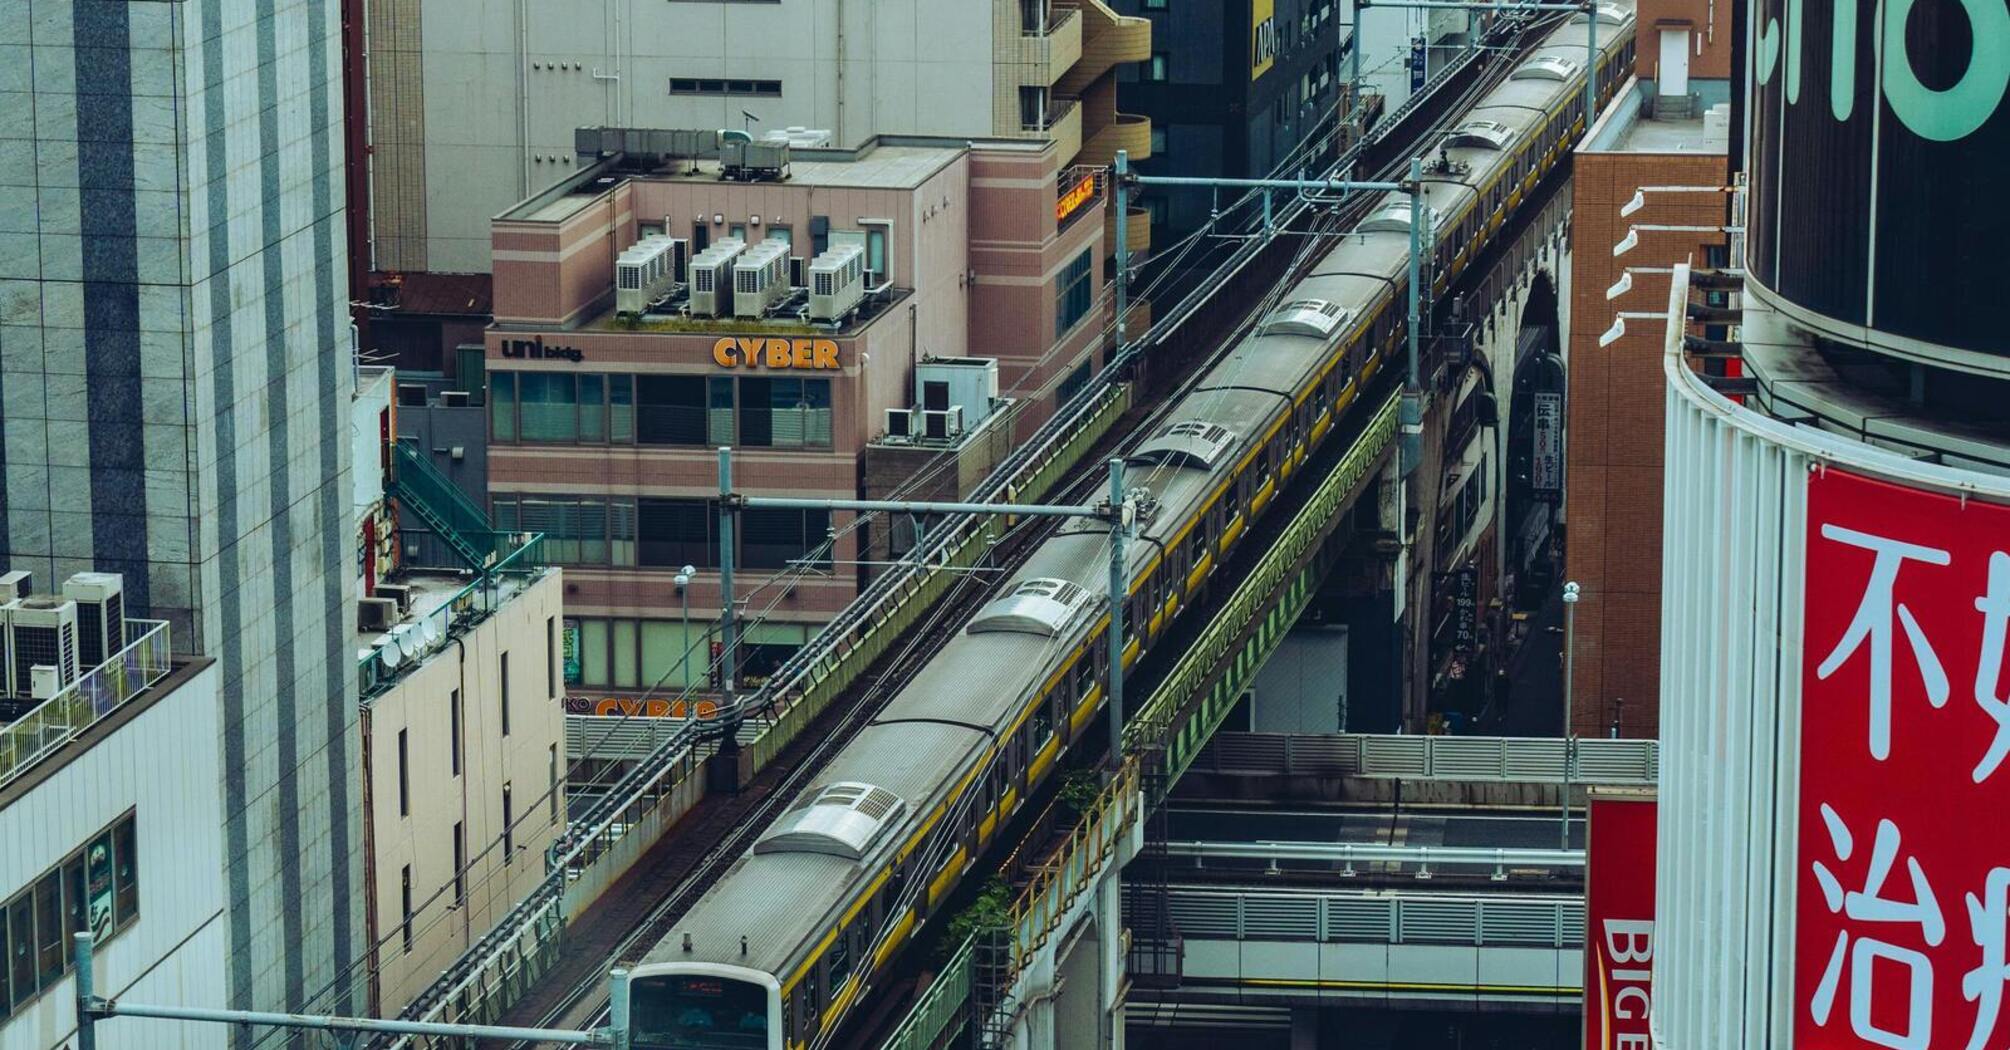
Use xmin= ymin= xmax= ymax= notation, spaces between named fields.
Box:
xmin=1583 ymin=793 xmax=1656 ymax=1050
xmin=1798 ymin=467 xmax=2010 ymax=1049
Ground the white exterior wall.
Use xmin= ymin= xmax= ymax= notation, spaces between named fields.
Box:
xmin=0 ymin=663 xmax=225 ymax=1050
xmin=410 ymin=0 xmax=998 ymax=270
xmin=363 ymin=569 xmax=567 ymax=1016
xmin=1654 ymin=267 xmax=2010 ymax=1049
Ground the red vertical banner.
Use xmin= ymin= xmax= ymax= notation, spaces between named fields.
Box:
xmin=1584 ymin=791 xmax=1657 ymax=1050
xmin=1797 ymin=467 xmax=2010 ymax=1049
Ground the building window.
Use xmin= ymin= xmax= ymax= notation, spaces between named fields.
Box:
xmin=636 ymin=375 xmax=712 ymax=446
xmin=1019 ymin=85 xmax=1049 ymax=129
xmin=1145 ymin=53 xmax=1169 ymax=81
xmin=501 ymin=785 xmax=515 ymax=863
xmin=449 ymin=689 xmax=462 ymax=776
xmin=1149 ymin=126 xmax=1167 ymax=155
xmin=639 ymin=498 xmax=720 ymax=569
xmin=400 ymin=866 xmax=413 ymax=953
xmin=452 ymin=823 xmax=466 ymax=905
xmin=397 ymin=729 xmax=410 ymax=817
xmin=863 ymin=223 xmax=891 ymax=285
xmin=493 ymin=495 xmax=638 ymax=567
xmin=500 ymin=651 xmax=511 ymax=737
xmin=546 ymin=616 xmax=557 ymax=699
xmin=1056 ymin=249 xmax=1094 ymax=338
xmin=1144 ymin=0 xmax=1167 ymax=7
xmin=668 ymin=77 xmax=781 ymax=97
xmin=741 ymin=508 xmax=833 ymax=570
xmin=490 ymin=372 xmax=516 ymax=442
xmin=489 ymin=373 xmax=630 ymax=445
xmin=736 ymin=377 xmax=833 ymax=448
xmin=1 ymin=813 xmax=138 ymax=1017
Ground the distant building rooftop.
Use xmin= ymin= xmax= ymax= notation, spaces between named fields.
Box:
xmin=1585 ymin=77 xmax=1731 ymax=154
xmin=500 ymin=136 xmax=979 ymax=224
xmin=357 ymin=549 xmax=552 ymax=702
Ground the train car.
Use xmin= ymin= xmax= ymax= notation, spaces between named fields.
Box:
xmin=623 ymin=6 xmax=1634 ymax=1047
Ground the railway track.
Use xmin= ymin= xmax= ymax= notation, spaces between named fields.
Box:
xmin=457 ymin=17 xmax=1583 ymax=1046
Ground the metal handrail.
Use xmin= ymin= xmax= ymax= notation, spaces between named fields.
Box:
xmin=357 ymin=535 xmax=549 ymax=700
xmin=1007 ymin=762 xmax=1143 ymax=973
xmin=0 ymin=619 xmax=174 ymax=790
xmin=1197 ymin=730 xmax=1660 ymax=784
xmin=1165 ymin=840 xmax=1584 ymax=868
xmin=877 ymin=934 xmax=976 ymax=1050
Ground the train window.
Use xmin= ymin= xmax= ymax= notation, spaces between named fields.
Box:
xmin=828 ymin=935 xmax=853 ymax=991
xmin=1032 ymin=695 xmax=1055 ymax=742
xmin=1072 ymin=655 xmax=1095 ymax=699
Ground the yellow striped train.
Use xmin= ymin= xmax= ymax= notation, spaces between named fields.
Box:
xmin=623 ymin=8 xmax=1635 ymax=1047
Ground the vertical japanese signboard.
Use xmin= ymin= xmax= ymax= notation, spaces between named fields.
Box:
xmin=1797 ymin=467 xmax=2010 ymax=1050
xmin=1532 ymin=391 xmax=1563 ymax=496
xmin=1584 ymin=792 xmax=1656 ymax=1050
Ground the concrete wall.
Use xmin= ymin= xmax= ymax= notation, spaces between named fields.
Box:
xmin=362 ymin=569 xmax=567 ymax=1016
xmin=1563 ymin=113 xmax=1726 ymax=738
xmin=0 ymin=662 xmax=225 ymax=1050
xmin=393 ymin=0 xmax=1001 ymax=270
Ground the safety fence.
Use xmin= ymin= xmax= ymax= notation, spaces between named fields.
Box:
xmin=1193 ymin=731 xmax=1660 ymax=784
xmin=0 ymin=618 xmax=174 ymax=791
xmin=1152 ymin=885 xmax=1585 ymax=948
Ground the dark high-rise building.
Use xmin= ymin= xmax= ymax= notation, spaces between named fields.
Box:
xmin=1112 ymin=0 xmax=1349 ymax=245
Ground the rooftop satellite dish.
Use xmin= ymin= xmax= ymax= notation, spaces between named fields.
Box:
xmin=375 ymin=638 xmax=403 ymax=671
xmin=418 ymin=616 xmax=443 ymax=649
xmin=391 ymin=624 xmax=421 ymax=660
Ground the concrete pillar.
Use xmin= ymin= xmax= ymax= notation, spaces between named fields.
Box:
xmin=1096 ymin=872 xmax=1127 ymax=1050
xmin=1053 ymin=919 xmax=1101 ymax=1050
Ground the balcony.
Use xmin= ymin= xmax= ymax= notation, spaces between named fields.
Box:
xmin=1055 ymin=0 xmax=1152 ymax=96
xmin=1022 ymin=96 xmax=1083 ymax=161
xmin=1021 ymin=6 xmax=1082 ymax=86
xmin=1102 ymin=199 xmax=1151 ymax=257
xmin=1077 ymin=112 xmax=1151 ymax=167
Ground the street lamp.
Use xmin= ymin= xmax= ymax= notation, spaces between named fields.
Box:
xmin=675 ymin=565 xmax=696 ymax=692
xmin=1561 ymin=580 xmax=1581 ymax=850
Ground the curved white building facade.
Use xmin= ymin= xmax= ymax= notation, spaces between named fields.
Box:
xmin=1654 ymin=265 xmax=2010 ymax=1049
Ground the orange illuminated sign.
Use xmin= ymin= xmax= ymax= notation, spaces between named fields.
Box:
xmin=1056 ymin=174 xmax=1097 ymax=223
xmin=711 ymin=336 xmax=842 ymax=370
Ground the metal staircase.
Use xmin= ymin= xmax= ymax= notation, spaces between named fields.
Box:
xmin=388 ymin=438 xmax=493 ymax=570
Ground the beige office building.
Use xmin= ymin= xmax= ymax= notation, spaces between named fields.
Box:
xmin=366 ymin=0 xmax=1153 ymax=271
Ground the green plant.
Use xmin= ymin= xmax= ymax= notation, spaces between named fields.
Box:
xmin=936 ymin=877 xmax=1013 ymax=964
xmin=1056 ymin=769 xmax=1102 ymax=817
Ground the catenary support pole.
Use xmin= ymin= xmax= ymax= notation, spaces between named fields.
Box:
xmin=75 ymin=932 xmax=97 ymax=1050
xmin=609 ymin=968 xmax=633 ymax=1050
xmin=1114 ymin=149 xmax=1130 ymax=356
xmin=1107 ymin=457 xmax=1128 ymax=773
xmin=717 ymin=446 xmax=737 ymax=696
xmin=1400 ymin=154 xmax=1425 ymax=477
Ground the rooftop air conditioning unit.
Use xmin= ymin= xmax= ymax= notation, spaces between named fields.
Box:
xmin=62 ymin=572 xmax=125 ymax=671
xmin=616 ymin=235 xmax=687 ymax=316
xmin=9 ymin=596 xmax=79 ymax=700
xmin=732 ymin=239 xmax=792 ymax=319
xmin=358 ymin=597 xmax=400 ymax=633
xmin=0 ymin=570 xmax=30 ymax=604
xmin=809 ymin=243 xmax=867 ymax=323
xmin=374 ymin=583 xmax=414 ymax=614
xmin=922 ymin=406 xmax=964 ymax=442
xmin=688 ymin=238 xmax=747 ymax=317
xmin=884 ymin=406 xmax=921 ymax=441
xmin=30 ymin=665 xmax=64 ymax=701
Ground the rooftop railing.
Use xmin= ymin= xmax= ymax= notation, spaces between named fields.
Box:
xmin=0 ymin=619 xmax=174 ymax=792
xmin=358 ymin=535 xmax=548 ymax=701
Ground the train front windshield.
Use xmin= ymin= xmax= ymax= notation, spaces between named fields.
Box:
xmin=631 ymin=973 xmax=772 ymax=1050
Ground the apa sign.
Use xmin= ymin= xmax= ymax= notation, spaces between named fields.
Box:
xmin=1795 ymin=467 xmax=2010 ymax=1050
xmin=1584 ymin=792 xmax=1656 ymax=1050
xmin=1251 ymin=0 xmax=1278 ymax=79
